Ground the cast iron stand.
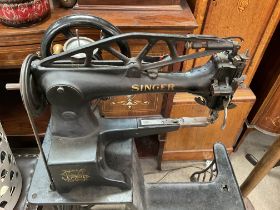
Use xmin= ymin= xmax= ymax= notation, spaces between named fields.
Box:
xmin=27 ymin=128 xmax=245 ymax=210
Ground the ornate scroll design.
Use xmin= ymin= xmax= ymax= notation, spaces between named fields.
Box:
xmin=61 ymin=168 xmax=90 ymax=183
xmin=111 ymin=95 xmax=150 ymax=110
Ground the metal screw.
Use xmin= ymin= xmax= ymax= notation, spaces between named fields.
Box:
xmin=31 ymin=62 xmax=37 ymax=68
xmin=57 ymin=86 xmax=64 ymax=94
xmin=221 ymin=184 xmax=229 ymax=192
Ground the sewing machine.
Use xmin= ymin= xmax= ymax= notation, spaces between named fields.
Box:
xmin=9 ymin=15 xmax=248 ymax=209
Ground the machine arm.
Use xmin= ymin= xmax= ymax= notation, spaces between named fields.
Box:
xmin=31 ymin=32 xmax=247 ymax=111
xmin=14 ymin=32 xmax=248 ymax=138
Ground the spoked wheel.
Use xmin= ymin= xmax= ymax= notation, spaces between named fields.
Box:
xmin=20 ymin=54 xmax=47 ymax=117
xmin=40 ymin=14 xmax=131 ymax=59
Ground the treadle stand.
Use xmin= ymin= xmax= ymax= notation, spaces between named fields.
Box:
xmin=28 ymin=128 xmax=245 ymax=210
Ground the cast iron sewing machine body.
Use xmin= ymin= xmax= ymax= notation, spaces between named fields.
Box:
xmin=15 ymin=15 xmax=247 ymax=209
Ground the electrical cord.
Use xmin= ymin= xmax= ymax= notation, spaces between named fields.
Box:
xmin=144 ymin=164 xmax=216 ymax=183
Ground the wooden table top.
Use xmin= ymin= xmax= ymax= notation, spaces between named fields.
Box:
xmin=0 ymin=7 xmax=197 ymax=47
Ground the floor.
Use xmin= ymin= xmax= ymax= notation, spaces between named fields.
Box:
xmin=231 ymin=131 xmax=280 ymax=210
xmin=142 ymin=130 xmax=280 ymax=210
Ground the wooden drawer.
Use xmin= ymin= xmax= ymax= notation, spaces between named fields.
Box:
xmin=162 ymin=88 xmax=256 ymax=160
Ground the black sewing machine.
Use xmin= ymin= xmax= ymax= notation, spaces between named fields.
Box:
xmin=13 ymin=15 xmax=248 ymax=209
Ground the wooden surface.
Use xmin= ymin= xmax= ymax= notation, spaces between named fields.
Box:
xmin=100 ymin=94 xmax=163 ymax=117
xmin=253 ymin=75 xmax=280 ymax=134
xmin=78 ymin=0 xmax=181 ymax=5
xmin=182 ymin=0 xmax=208 ymax=70
xmin=162 ymin=88 xmax=256 ymax=160
xmin=0 ymin=6 xmax=196 ymax=69
xmin=185 ymin=0 xmax=279 ymax=87
xmin=77 ymin=0 xmax=183 ymax=10
xmin=245 ymin=0 xmax=280 ymax=85
xmin=0 ymin=7 xmax=196 ymax=33
xmin=241 ymin=136 xmax=280 ymax=197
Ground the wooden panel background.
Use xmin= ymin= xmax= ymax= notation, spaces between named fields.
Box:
xmin=248 ymin=23 xmax=280 ymax=134
xmin=254 ymin=78 xmax=280 ymax=134
xmin=184 ymin=0 xmax=280 ymax=87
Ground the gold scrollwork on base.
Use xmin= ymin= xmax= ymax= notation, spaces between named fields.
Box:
xmin=61 ymin=168 xmax=90 ymax=182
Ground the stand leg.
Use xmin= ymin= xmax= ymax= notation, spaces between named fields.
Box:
xmin=157 ymin=134 xmax=166 ymax=170
xmin=240 ymin=136 xmax=280 ymax=197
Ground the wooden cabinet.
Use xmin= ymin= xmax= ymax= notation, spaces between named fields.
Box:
xmin=236 ymin=22 xmax=280 ymax=146
xmin=251 ymin=77 xmax=280 ymax=135
xmin=247 ymin=23 xmax=280 ymax=135
xmin=186 ymin=0 xmax=280 ymax=86
xmin=0 ymin=3 xmax=196 ymax=142
xmin=162 ymin=0 xmax=280 ymax=161
xmin=162 ymin=88 xmax=255 ymax=160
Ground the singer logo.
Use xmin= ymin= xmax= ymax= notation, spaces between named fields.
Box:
xmin=132 ymin=83 xmax=175 ymax=92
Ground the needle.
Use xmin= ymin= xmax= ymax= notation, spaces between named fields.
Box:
xmin=221 ymin=97 xmax=230 ymax=130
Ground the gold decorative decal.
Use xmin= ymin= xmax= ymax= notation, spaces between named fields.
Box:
xmin=61 ymin=168 xmax=90 ymax=182
xmin=237 ymin=0 xmax=249 ymax=12
xmin=111 ymin=95 xmax=150 ymax=109
xmin=132 ymin=83 xmax=175 ymax=92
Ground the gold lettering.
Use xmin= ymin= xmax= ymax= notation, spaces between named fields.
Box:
xmin=131 ymin=83 xmax=175 ymax=92
xmin=144 ymin=85 xmax=152 ymax=91
xmin=152 ymin=84 xmax=160 ymax=90
xmin=160 ymin=84 xmax=166 ymax=90
xmin=168 ymin=83 xmax=175 ymax=91
xmin=132 ymin=84 xmax=139 ymax=91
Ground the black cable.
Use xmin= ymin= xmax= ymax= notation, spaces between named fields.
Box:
xmin=144 ymin=164 xmax=216 ymax=183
